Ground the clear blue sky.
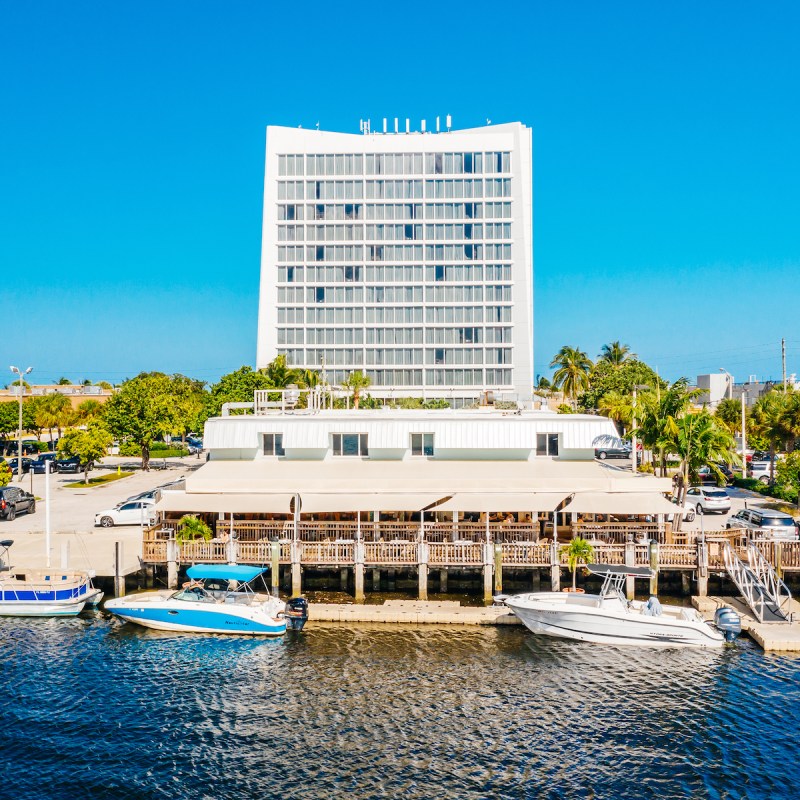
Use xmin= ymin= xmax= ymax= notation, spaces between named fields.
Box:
xmin=2 ymin=1 xmax=799 ymax=387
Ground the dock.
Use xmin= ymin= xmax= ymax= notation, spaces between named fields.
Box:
xmin=694 ymin=596 xmax=800 ymax=652
xmin=310 ymin=599 xmax=521 ymax=626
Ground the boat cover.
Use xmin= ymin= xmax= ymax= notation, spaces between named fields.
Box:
xmin=587 ymin=563 xmax=653 ymax=578
xmin=186 ymin=564 xmax=268 ymax=582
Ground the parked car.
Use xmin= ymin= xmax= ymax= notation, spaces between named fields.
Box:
xmin=0 ymin=457 xmax=34 ymax=475
xmin=685 ymin=486 xmax=732 ymax=515
xmin=0 ymin=486 xmax=36 ymax=520
xmin=594 ymin=444 xmax=631 ymax=460
xmin=697 ymin=464 xmax=734 ymax=486
xmin=747 ymin=461 xmax=773 ymax=484
xmin=30 ymin=453 xmax=58 ymax=474
xmin=94 ymin=500 xmax=156 ymax=528
xmin=56 ymin=456 xmax=93 ymax=474
xmin=726 ymin=508 xmax=798 ymax=541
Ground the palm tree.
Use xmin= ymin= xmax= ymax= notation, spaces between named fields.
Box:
xmin=341 ymin=370 xmax=371 ymax=409
xmin=751 ymin=391 xmax=798 ymax=483
xmin=597 ymin=390 xmax=633 ymax=435
xmin=560 ymin=537 xmax=595 ymax=592
xmin=300 ymin=368 xmax=322 ymax=388
xmin=261 ymin=355 xmax=301 ymax=389
xmin=598 ymin=341 xmax=634 ymax=367
xmin=659 ymin=411 xmax=738 ymax=529
xmin=34 ymin=393 xmax=74 ymax=441
xmin=714 ymin=398 xmax=744 ymax=435
xmin=549 ymin=346 xmax=593 ymax=410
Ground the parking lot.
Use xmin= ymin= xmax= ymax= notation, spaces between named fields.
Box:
xmin=0 ymin=456 xmax=200 ymax=575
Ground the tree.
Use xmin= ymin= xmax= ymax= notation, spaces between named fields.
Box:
xmin=751 ymin=391 xmax=799 ymax=483
xmin=775 ymin=451 xmax=800 ymax=505
xmin=58 ymin=422 xmax=113 ymax=484
xmin=0 ymin=462 xmax=11 ymax=488
xmin=341 ymin=370 xmax=371 ymax=409
xmin=0 ymin=403 xmax=17 ymax=439
xmin=170 ymin=374 xmax=208 ymax=439
xmin=76 ymin=399 xmax=104 ymax=424
xmin=598 ymin=341 xmax=634 ymax=367
xmin=659 ymin=411 xmax=738 ymax=527
xmin=597 ymin=390 xmax=633 ymax=435
xmin=95 ymin=381 xmax=114 ymax=390
xmin=580 ymin=359 xmax=661 ymax=413
xmin=262 ymin=354 xmax=301 ymax=389
xmin=208 ymin=366 xmax=274 ymax=418
xmin=177 ymin=515 xmax=213 ymax=543
xmin=715 ymin=398 xmax=744 ymax=435
xmin=300 ymin=368 xmax=322 ymax=388
xmin=103 ymin=372 xmax=181 ymax=470
xmin=34 ymin=393 xmax=74 ymax=440
xmin=560 ymin=537 xmax=594 ymax=592
xmin=549 ymin=346 xmax=593 ymax=409
xmin=55 ymin=377 xmax=72 ymax=385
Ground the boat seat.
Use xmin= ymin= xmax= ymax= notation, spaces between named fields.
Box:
xmin=642 ymin=596 xmax=663 ymax=617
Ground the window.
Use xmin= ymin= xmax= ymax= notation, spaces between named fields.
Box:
xmin=263 ymin=434 xmax=285 ymax=456
xmin=332 ymin=433 xmax=369 ymax=457
xmin=536 ymin=434 xmax=559 ymax=456
xmin=411 ymin=433 xmax=434 ymax=457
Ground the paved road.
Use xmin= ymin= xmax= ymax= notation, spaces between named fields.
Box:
xmin=0 ymin=456 xmax=201 ymax=575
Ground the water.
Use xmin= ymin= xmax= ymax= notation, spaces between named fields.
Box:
xmin=1 ymin=614 xmax=799 ymax=800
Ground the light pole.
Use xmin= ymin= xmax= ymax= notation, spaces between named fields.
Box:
xmin=9 ymin=365 xmax=32 ymax=480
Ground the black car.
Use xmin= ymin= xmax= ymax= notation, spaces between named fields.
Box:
xmin=594 ymin=445 xmax=632 ymax=460
xmin=0 ymin=457 xmax=34 ymax=475
xmin=0 ymin=487 xmax=36 ymax=521
xmin=55 ymin=456 xmax=89 ymax=474
xmin=31 ymin=453 xmax=58 ymax=474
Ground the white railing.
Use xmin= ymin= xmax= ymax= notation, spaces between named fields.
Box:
xmin=747 ymin=545 xmax=793 ymax=622
xmin=723 ymin=543 xmax=772 ymax=624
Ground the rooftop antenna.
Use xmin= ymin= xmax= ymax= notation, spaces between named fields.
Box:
xmin=446 ymin=114 xmax=452 ymax=131
xmin=436 ymin=116 xmax=440 ymax=133
xmin=315 ymin=121 xmax=320 ymax=130
xmin=383 ymin=117 xmax=387 ymax=134
xmin=421 ymin=119 xmax=426 ymax=133
xmin=405 ymin=118 xmax=410 ymax=133
xmin=394 ymin=117 xmax=398 ymax=133
xmin=486 ymin=118 xmax=491 ymax=125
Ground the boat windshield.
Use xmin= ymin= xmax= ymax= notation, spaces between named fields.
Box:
xmin=173 ymin=585 xmax=215 ymax=603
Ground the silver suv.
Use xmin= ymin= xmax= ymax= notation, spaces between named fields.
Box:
xmin=726 ymin=508 xmax=798 ymax=541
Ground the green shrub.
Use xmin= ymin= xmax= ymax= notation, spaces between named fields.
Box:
xmin=119 ymin=441 xmax=140 ymax=457
xmin=177 ymin=515 xmax=213 ymax=542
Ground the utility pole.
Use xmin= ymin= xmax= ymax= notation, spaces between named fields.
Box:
xmin=782 ymin=337 xmax=786 ymax=391
xmin=9 ymin=365 xmax=32 ymax=479
xmin=631 ymin=385 xmax=637 ymax=474
xmin=741 ymin=391 xmax=747 ymax=477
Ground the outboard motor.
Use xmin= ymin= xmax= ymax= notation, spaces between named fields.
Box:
xmin=284 ymin=597 xmax=309 ymax=631
xmin=714 ymin=606 xmax=742 ymax=643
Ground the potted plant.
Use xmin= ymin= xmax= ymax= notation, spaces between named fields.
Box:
xmin=177 ymin=515 xmax=213 ymax=543
xmin=560 ymin=536 xmax=594 ymax=593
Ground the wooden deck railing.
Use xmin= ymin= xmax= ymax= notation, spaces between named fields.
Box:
xmin=363 ymin=542 xmax=417 ymax=565
xmin=428 ymin=542 xmax=483 ymax=565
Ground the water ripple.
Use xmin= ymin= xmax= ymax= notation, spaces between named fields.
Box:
xmin=0 ymin=616 xmax=798 ymax=799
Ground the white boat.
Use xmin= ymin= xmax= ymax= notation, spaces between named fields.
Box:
xmin=502 ymin=564 xmax=740 ymax=648
xmin=0 ymin=539 xmax=102 ymax=616
xmin=105 ymin=564 xmax=289 ymax=636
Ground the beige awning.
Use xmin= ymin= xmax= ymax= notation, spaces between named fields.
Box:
xmin=429 ymin=492 xmax=568 ymax=512
xmin=561 ymin=492 xmax=676 ymax=516
xmin=156 ymin=492 xmax=294 ymax=514
xmin=299 ymin=493 xmax=446 ymax=513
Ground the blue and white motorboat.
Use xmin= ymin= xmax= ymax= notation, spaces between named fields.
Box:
xmin=104 ymin=564 xmax=290 ymax=636
xmin=0 ymin=540 xmax=103 ymax=617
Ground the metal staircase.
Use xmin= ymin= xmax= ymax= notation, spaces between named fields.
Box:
xmin=722 ymin=543 xmax=793 ymax=623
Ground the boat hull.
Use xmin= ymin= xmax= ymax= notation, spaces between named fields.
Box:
xmin=0 ymin=573 xmax=100 ymax=617
xmin=505 ymin=592 xmax=725 ymax=648
xmin=106 ymin=592 xmax=287 ymax=636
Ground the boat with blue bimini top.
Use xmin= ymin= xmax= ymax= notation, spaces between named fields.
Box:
xmin=104 ymin=564 xmax=303 ymax=636
xmin=501 ymin=564 xmax=741 ymax=648
xmin=0 ymin=539 xmax=103 ymax=617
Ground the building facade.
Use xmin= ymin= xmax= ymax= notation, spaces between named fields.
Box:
xmin=256 ymin=121 xmax=533 ymax=404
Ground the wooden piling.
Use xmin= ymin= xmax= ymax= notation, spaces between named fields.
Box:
xmin=624 ymin=540 xmax=635 ymax=600
xmin=114 ymin=541 xmax=125 ymax=598
xmin=648 ymin=540 xmax=659 ymax=596
xmin=439 ymin=569 xmax=448 ymax=593
xmin=493 ymin=544 xmax=503 ymax=594
xmin=418 ymin=564 xmax=428 ymax=601
xmin=270 ymin=541 xmax=280 ymax=594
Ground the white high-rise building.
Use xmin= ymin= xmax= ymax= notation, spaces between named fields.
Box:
xmin=256 ymin=120 xmax=533 ymax=403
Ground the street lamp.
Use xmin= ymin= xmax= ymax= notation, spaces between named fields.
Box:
xmin=9 ymin=365 xmax=32 ymax=479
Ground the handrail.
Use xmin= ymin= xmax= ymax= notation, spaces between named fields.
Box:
xmin=723 ymin=543 xmax=771 ymax=623
xmin=747 ymin=544 xmax=793 ymax=622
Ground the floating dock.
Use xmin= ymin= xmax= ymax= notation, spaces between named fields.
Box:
xmin=310 ymin=599 xmax=520 ymax=626
xmin=694 ymin=596 xmax=800 ymax=652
